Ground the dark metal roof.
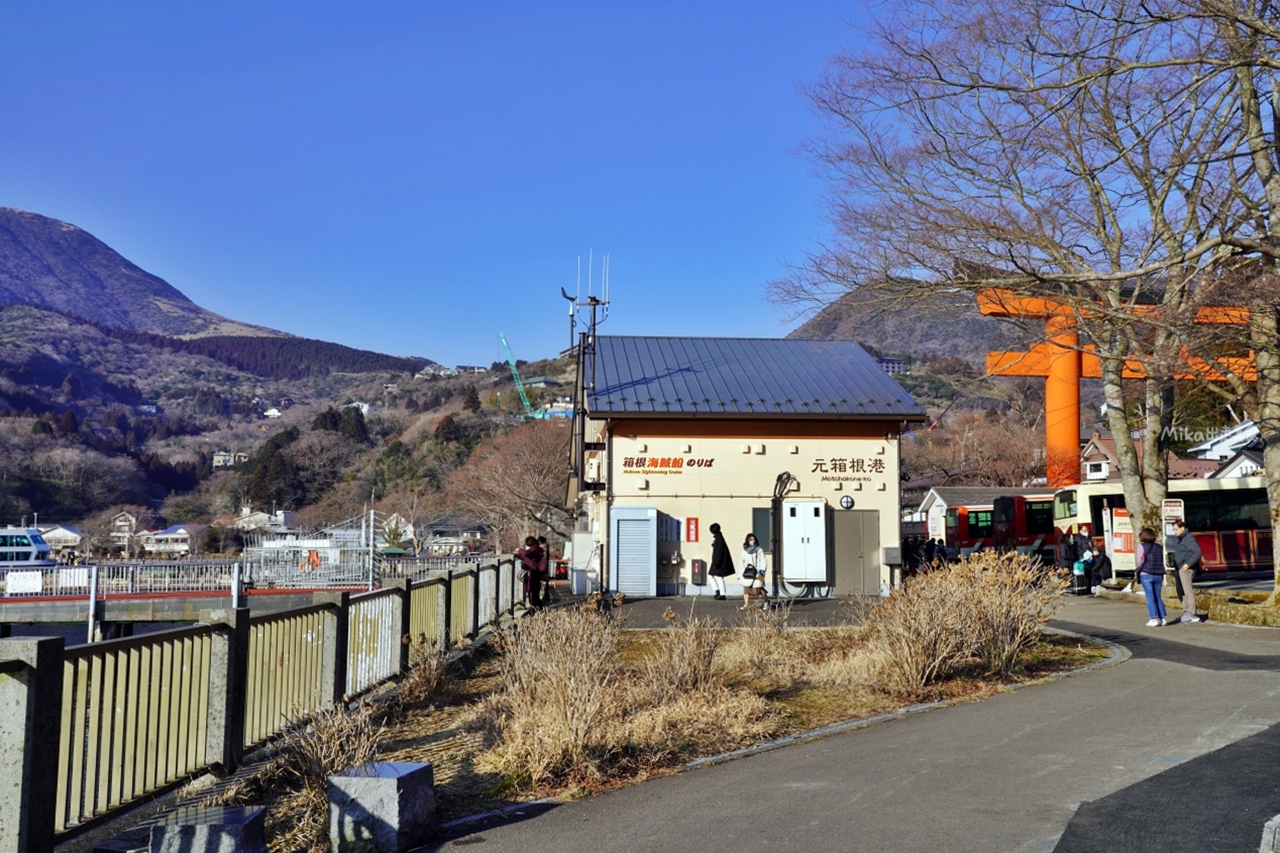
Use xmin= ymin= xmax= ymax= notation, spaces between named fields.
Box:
xmin=586 ymin=336 xmax=926 ymax=420
xmin=919 ymin=486 xmax=1052 ymax=513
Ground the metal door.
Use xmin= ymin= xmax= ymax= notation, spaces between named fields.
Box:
xmin=611 ymin=506 xmax=657 ymax=596
xmin=832 ymin=510 xmax=881 ymax=596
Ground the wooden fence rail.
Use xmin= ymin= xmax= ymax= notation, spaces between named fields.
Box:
xmin=0 ymin=558 xmax=519 ymax=853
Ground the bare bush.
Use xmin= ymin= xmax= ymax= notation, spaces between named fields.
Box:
xmin=960 ymin=551 xmax=1069 ymax=676
xmin=865 ymin=569 xmax=976 ymax=694
xmin=865 ymin=553 xmax=1070 ymax=692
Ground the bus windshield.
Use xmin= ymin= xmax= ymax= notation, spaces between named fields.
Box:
xmin=1054 ymin=491 xmax=1077 ymax=522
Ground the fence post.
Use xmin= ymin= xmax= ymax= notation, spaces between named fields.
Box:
xmin=473 ymin=566 xmax=484 ymax=638
xmin=442 ymin=571 xmax=453 ymax=649
xmin=200 ymin=607 xmax=249 ymax=773
xmin=383 ymin=579 xmax=411 ymax=676
xmin=507 ymin=558 xmax=516 ymax=618
xmin=314 ymin=592 xmax=350 ymax=704
xmin=0 ymin=637 xmax=64 ymax=853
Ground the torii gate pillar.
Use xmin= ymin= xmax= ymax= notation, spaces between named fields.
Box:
xmin=980 ymin=294 xmax=1089 ymax=487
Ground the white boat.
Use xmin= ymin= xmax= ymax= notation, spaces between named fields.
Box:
xmin=0 ymin=527 xmax=56 ymax=568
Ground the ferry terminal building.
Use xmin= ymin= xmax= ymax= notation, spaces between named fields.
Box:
xmin=569 ymin=336 xmax=927 ymax=597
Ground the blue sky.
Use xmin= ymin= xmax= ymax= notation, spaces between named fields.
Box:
xmin=0 ymin=2 xmax=864 ymax=366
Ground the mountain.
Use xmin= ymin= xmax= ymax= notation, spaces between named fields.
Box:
xmin=788 ymin=288 xmax=1028 ymax=364
xmin=0 ymin=207 xmax=276 ymax=337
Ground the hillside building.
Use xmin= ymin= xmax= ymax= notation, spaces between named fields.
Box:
xmin=569 ymin=337 xmax=926 ymax=597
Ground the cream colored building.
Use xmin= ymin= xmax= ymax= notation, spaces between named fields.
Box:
xmin=571 ymin=337 xmax=926 ymax=598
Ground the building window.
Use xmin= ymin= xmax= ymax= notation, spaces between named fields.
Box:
xmin=1085 ymin=461 xmax=1109 ymax=480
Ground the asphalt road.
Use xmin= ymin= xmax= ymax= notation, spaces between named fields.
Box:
xmin=424 ymin=596 xmax=1280 ymax=853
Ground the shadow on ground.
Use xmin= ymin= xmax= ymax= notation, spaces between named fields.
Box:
xmin=1051 ymin=620 xmax=1280 ymax=672
xmin=1054 ymin=719 xmax=1280 ymax=852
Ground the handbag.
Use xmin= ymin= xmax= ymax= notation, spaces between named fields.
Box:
xmin=741 ymin=566 xmax=758 ymax=580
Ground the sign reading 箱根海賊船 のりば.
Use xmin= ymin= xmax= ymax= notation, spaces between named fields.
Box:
xmin=621 ymin=456 xmax=714 ymax=474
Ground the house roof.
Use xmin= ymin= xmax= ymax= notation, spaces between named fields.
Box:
xmin=1211 ymin=447 xmax=1266 ymax=478
xmin=1188 ymin=419 xmax=1259 ymax=459
xmin=586 ymin=336 xmax=926 ymax=420
xmin=149 ymin=524 xmax=208 ymax=538
xmin=1082 ymin=430 xmax=1218 ymax=479
xmin=918 ymin=486 xmax=1052 ymax=514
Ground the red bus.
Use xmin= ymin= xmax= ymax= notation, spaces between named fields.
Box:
xmin=944 ymin=504 xmax=995 ymax=556
xmin=992 ymin=494 xmax=1057 ymax=562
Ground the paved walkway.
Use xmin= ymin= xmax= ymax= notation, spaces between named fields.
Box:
xmin=427 ymin=595 xmax=1280 ymax=853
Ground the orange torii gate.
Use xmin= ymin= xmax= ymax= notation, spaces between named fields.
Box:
xmin=976 ymin=289 xmax=1254 ymax=487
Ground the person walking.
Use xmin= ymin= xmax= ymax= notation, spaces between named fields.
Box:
xmin=707 ymin=522 xmax=734 ymax=600
xmin=740 ymin=532 xmax=769 ymax=611
xmin=1168 ymin=519 xmax=1203 ymax=624
xmin=1136 ymin=526 xmax=1167 ymax=627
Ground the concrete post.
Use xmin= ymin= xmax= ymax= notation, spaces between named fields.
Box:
xmin=314 ymin=592 xmax=350 ymax=704
xmin=0 ymin=637 xmax=64 ymax=853
xmin=200 ymin=608 xmax=250 ymax=773
xmin=383 ymin=579 xmax=411 ymax=676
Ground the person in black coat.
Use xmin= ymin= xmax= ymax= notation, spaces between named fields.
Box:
xmin=707 ymin=522 xmax=734 ymax=600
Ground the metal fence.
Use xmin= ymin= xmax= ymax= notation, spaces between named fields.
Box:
xmin=244 ymin=605 xmax=329 ymax=748
xmin=0 ymin=554 xmax=487 ymax=599
xmin=55 ymin=625 xmax=215 ymax=835
xmin=0 ymin=556 xmax=521 ymax=853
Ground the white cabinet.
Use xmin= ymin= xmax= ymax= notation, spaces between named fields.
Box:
xmin=782 ymin=499 xmax=829 ymax=582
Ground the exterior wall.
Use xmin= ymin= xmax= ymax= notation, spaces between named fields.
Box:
xmin=583 ymin=417 xmax=904 ymax=593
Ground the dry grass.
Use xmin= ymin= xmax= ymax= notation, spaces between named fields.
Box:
xmin=397 ymin=634 xmax=459 ymax=709
xmin=462 ymin=606 xmax=783 ymax=795
xmin=464 ymin=607 xmax=624 ymax=790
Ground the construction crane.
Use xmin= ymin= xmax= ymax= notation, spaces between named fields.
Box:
xmin=498 ymin=332 xmax=538 ymax=418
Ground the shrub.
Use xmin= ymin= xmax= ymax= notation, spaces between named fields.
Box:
xmin=864 ymin=568 xmax=975 ymax=693
xmin=864 ymin=551 xmax=1069 ymax=693
xmin=961 ymin=551 xmax=1069 ymax=676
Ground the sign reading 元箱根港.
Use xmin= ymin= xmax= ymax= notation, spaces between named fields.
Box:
xmin=811 ymin=457 xmax=886 ymax=483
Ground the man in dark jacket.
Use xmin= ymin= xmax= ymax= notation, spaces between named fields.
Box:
xmin=1168 ymin=520 xmax=1203 ymax=624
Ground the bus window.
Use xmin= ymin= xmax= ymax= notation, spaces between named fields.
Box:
xmin=1026 ymin=501 xmax=1054 ymax=535
xmin=1054 ymin=491 xmax=1077 ymax=522
xmin=946 ymin=509 xmax=958 ymax=530
xmin=1183 ymin=493 xmax=1214 ymax=531
xmin=969 ymin=510 xmax=994 ymax=539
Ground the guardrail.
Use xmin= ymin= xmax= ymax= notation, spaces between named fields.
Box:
xmin=0 ymin=554 xmax=487 ymax=599
xmin=0 ymin=557 xmax=520 ymax=853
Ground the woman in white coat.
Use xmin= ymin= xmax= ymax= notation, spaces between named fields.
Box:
xmin=740 ymin=533 xmax=769 ymax=611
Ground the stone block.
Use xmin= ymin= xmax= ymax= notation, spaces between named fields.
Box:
xmin=328 ymin=761 xmax=436 ymax=853
xmin=149 ymin=806 xmax=266 ymax=853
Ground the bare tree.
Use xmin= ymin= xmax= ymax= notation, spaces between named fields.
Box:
xmin=778 ymin=0 xmax=1256 ymax=533
xmin=446 ymin=420 xmax=572 ymax=550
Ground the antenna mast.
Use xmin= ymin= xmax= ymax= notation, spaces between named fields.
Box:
xmin=569 ymin=253 xmax=611 ymax=494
